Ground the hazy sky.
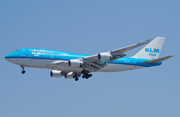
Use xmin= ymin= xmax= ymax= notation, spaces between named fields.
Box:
xmin=0 ymin=1 xmax=179 ymax=117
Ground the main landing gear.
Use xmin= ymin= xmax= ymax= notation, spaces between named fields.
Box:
xmin=72 ymin=70 xmax=93 ymax=81
xmin=82 ymin=70 xmax=93 ymax=79
xmin=21 ymin=65 xmax=26 ymax=74
xmin=73 ymin=74 xmax=79 ymax=81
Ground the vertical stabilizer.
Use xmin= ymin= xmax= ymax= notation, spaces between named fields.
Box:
xmin=133 ymin=37 xmax=165 ymax=59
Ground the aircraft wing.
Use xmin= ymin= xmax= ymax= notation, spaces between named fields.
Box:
xmin=52 ymin=38 xmax=151 ymax=72
xmin=79 ymin=38 xmax=152 ymax=71
xmin=83 ymin=38 xmax=152 ymax=62
xmin=110 ymin=38 xmax=152 ymax=54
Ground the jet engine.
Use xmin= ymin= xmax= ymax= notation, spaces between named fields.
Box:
xmin=50 ymin=70 xmax=62 ymax=77
xmin=65 ymin=72 xmax=74 ymax=79
xmin=98 ymin=53 xmax=113 ymax=61
xmin=68 ymin=59 xmax=83 ymax=67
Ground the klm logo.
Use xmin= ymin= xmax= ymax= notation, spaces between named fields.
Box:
xmin=145 ymin=48 xmax=159 ymax=53
xmin=145 ymin=48 xmax=159 ymax=56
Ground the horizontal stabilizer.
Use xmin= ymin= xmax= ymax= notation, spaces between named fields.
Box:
xmin=142 ymin=55 xmax=173 ymax=63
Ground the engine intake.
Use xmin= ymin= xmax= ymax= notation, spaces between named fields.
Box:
xmin=50 ymin=70 xmax=62 ymax=77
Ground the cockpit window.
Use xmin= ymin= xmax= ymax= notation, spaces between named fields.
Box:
xmin=16 ymin=49 xmax=21 ymax=51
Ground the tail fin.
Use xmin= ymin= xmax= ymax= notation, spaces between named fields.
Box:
xmin=133 ymin=37 xmax=165 ymax=59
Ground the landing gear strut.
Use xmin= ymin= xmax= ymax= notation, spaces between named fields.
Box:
xmin=21 ymin=65 xmax=25 ymax=74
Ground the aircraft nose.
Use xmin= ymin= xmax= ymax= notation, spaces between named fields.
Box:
xmin=5 ymin=54 xmax=10 ymax=59
xmin=5 ymin=54 xmax=12 ymax=61
xmin=5 ymin=52 xmax=19 ymax=64
xmin=5 ymin=52 xmax=17 ymax=61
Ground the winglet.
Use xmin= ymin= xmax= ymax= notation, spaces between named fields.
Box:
xmin=143 ymin=38 xmax=152 ymax=44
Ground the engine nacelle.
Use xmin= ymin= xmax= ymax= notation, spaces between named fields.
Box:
xmin=65 ymin=72 xmax=74 ymax=79
xmin=68 ymin=59 xmax=83 ymax=67
xmin=98 ymin=53 xmax=113 ymax=61
xmin=50 ymin=70 xmax=63 ymax=77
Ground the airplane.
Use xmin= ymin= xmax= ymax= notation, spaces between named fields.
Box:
xmin=5 ymin=37 xmax=173 ymax=81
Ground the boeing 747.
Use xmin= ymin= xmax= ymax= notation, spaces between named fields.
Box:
xmin=5 ymin=37 xmax=173 ymax=81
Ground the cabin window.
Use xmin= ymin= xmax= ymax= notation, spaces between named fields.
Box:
xmin=16 ymin=49 xmax=21 ymax=51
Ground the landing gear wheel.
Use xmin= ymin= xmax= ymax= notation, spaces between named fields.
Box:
xmin=22 ymin=70 xmax=25 ymax=74
xmin=75 ymin=78 xmax=79 ymax=81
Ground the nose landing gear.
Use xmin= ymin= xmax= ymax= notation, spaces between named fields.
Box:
xmin=21 ymin=65 xmax=26 ymax=74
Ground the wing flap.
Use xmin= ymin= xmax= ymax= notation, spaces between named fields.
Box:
xmin=84 ymin=61 xmax=107 ymax=72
